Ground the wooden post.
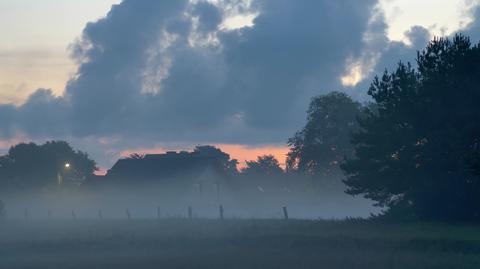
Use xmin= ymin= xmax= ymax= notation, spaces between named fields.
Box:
xmin=198 ymin=183 xmax=203 ymax=197
xmin=24 ymin=208 xmax=29 ymax=220
xmin=157 ymin=206 xmax=161 ymax=219
xmin=188 ymin=206 xmax=193 ymax=219
xmin=126 ymin=209 xmax=131 ymax=220
xmin=47 ymin=209 xmax=52 ymax=220
xmin=98 ymin=209 xmax=103 ymax=220
xmin=219 ymin=205 xmax=224 ymax=220
xmin=282 ymin=206 xmax=289 ymax=220
xmin=71 ymin=210 xmax=77 ymax=221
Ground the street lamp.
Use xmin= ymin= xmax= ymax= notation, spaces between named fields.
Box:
xmin=58 ymin=163 xmax=71 ymax=185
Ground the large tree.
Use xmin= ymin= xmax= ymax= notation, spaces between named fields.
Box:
xmin=241 ymin=155 xmax=283 ymax=177
xmin=192 ymin=145 xmax=239 ymax=176
xmin=342 ymin=35 xmax=480 ymax=221
xmin=287 ymin=92 xmax=362 ymax=179
xmin=0 ymin=141 xmax=97 ymax=190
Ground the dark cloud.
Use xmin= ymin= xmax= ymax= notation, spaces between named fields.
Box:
xmin=0 ymin=0 xmax=380 ymax=143
xmin=462 ymin=5 xmax=480 ymax=42
xmin=219 ymin=0 xmax=378 ymax=129
xmin=66 ymin=0 xmax=190 ymax=136
xmin=5 ymin=0 xmax=476 ymax=167
xmin=351 ymin=5 xmax=480 ymax=100
xmin=17 ymin=89 xmax=70 ymax=137
xmin=349 ymin=25 xmax=431 ymax=99
xmin=0 ymin=104 xmax=15 ymax=138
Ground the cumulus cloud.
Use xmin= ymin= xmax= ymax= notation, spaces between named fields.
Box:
xmin=462 ymin=4 xmax=480 ymax=41
xmin=346 ymin=24 xmax=431 ymax=99
xmin=0 ymin=0 xmax=379 ymax=144
xmin=2 ymin=0 xmax=478 ymax=167
xmin=347 ymin=2 xmax=480 ymax=99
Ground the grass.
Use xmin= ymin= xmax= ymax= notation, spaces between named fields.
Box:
xmin=1 ymin=219 xmax=480 ymax=269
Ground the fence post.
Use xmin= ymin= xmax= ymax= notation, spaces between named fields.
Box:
xmin=71 ymin=210 xmax=77 ymax=221
xmin=282 ymin=206 xmax=289 ymax=220
xmin=157 ymin=206 xmax=161 ymax=219
xmin=24 ymin=208 xmax=29 ymax=220
xmin=47 ymin=209 xmax=52 ymax=220
xmin=98 ymin=209 xmax=103 ymax=220
xmin=188 ymin=206 xmax=193 ymax=219
xmin=126 ymin=209 xmax=131 ymax=220
xmin=219 ymin=205 xmax=224 ymax=220
xmin=0 ymin=200 xmax=5 ymax=220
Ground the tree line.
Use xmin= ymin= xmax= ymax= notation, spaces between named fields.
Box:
xmin=289 ymin=34 xmax=480 ymax=221
xmin=1 ymin=34 xmax=480 ymax=221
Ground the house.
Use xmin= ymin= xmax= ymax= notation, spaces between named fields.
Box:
xmin=105 ymin=148 xmax=236 ymax=182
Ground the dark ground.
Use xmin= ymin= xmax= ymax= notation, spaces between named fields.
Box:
xmin=1 ymin=219 xmax=480 ymax=269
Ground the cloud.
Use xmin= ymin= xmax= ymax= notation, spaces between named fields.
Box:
xmin=347 ymin=25 xmax=431 ymax=99
xmin=0 ymin=0 xmax=381 ymax=146
xmin=347 ymin=2 xmax=480 ymax=99
xmin=9 ymin=0 xmax=477 ymax=167
xmin=219 ymin=0 xmax=378 ymax=128
xmin=192 ymin=1 xmax=223 ymax=34
xmin=339 ymin=3 xmax=432 ymax=99
xmin=462 ymin=4 xmax=480 ymax=42
xmin=0 ymin=104 xmax=16 ymax=138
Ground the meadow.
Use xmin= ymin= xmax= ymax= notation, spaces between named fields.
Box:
xmin=1 ymin=219 xmax=480 ymax=269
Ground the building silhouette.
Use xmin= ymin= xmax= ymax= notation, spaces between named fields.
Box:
xmin=105 ymin=149 xmax=236 ymax=182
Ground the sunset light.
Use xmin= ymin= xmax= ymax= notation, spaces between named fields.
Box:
xmin=1 ymin=0 xmax=480 ymax=268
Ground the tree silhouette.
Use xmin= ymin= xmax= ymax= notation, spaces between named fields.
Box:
xmin=342 ymin=35 xmax=480 ymax=221
xmin=0 ymin=141 xmax=97 ymax=190
xmin=242 ymin=155 xmax=283 ymax=177
xmin=287 ymin=91 xmax=362 ymax=180
xmin=128 ymin=153 xmax=145 ymax=160
xmin=192 ymin=145 xmax=239 ymax=176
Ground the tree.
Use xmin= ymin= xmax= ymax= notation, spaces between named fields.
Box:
xmin=0 ymin=141 xmax=97 ymax=190
xmin=287 ymin=92 xmax=362 ymax=179
xmin=128 ymin=153 xmax=145 ymax=160
xmin=192 ymin=145 xmax=239 ymax=176
xmin=241 ymin=155 xmax=283 ymax=177
xmin=342 ymin=35 xmax=480 ymax=221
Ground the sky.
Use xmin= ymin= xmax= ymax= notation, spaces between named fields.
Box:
xmin=1 ymin=0 xmax=480 ymax=171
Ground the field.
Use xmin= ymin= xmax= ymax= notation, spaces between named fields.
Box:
xmin=1 ymin=219 xmax=480 ymax=269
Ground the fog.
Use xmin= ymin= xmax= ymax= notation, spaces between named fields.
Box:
xmin=2 ymin=176 xmax=377 ymax=221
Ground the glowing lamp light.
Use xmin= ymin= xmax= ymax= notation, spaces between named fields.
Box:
xmin=65 ymin=163 xmax=71 ymax=168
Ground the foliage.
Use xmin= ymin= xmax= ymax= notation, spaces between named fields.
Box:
xmin=287 ymin=91 xmax=362 ymax=178
xmin=193 ymin=145 xmax=239 ymax=176
xmin=342 ymin=35 xmax=480 ymax=221
xmin=0 ymin=141 xmax=97 ymax=190
xmin=241 ymin=155 xmax=283 ymax=177
xmin=128 ymin=153 xmax=145 ymax=160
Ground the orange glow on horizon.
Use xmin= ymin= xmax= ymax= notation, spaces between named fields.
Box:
xmin=0 ymin=139 xmax=288 ymax=173
xmin=118 ymin=144 xmax=290 ymax=170
xmin=94 ymin=168 xmax=108 ymax=176
xmin=215 ymin=144 xmax=289 ymax=169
